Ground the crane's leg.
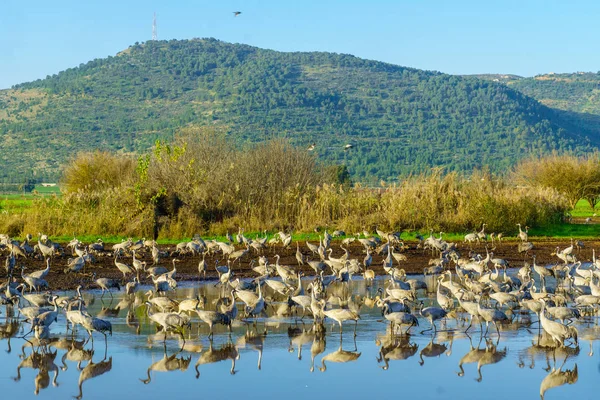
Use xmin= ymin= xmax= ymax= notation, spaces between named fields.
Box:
xmin=354 ymin=320 xmax=358 ymax=337
xmin=420 ymin=324 xmax=432 ymax=335
xmin=178 ymin=330 xmax=186 ymax=348
xmin=103 ymin=333 xmax=108 ymax=359
xmin=465 ymin=316 xmax=473 ymax=333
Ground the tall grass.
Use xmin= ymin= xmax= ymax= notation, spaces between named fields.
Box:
xmin=295 ymin=170 xmax=567 ymax=235
xmin=0 ymin=133 xmax=570 ymax=239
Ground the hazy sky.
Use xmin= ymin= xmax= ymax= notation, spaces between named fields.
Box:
xmin=2 ymin=0 xmax=600 ymax=89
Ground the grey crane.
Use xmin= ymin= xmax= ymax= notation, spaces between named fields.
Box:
xmin=145 ymin=301 xmax=190 ymax=343
xmin=30 ymin=295 xmax=60 ymax=331
xmin=382 ymin=303 xmax=418 ymax=335
xmin=539 ymin=299 xmax=578 ymax=347
xmin=195 ymin=309 xmax=232 ymax=338
xmin=532 ymin=255 xmax=553 ymax=291
xmin=517 ymin=223 xmax=529 ymax=242
xmin=420 ymin=306 xmax=448 ymax=334
xmin=80 ymin=315 xmax=112 ymax=347
xmin=21 ymin=266 xmax=48 ymax=292
xmin=93 ymin=273 xmax=120 ymax=299
xmin=114 ymin=253 xmax=133 ymax=281
xmin=321 ymin=302 xmax=360 ymax=337
xmin=29 ymin=258 xmax=51 ymax=280
xmin=198 ymin=252 xmax=206 ymax=280
xmin=476 ymin=297 xmax=509 ymax=337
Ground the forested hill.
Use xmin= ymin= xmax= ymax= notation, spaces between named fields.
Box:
xmin=1 ymin=38 xmax=598 ymax=184
xmin=508 ymin=72 xmax=600 ymax=115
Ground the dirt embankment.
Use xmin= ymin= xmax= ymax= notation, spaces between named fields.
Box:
xmin=1 ymin=238 xmax=592 ymax=291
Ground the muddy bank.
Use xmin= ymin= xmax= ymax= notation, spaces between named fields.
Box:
xmin=1 ymin=238 xmax=594 ymax=291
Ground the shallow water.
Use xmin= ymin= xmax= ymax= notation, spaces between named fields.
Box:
xmin=1 ymin=276 xmax=599 ymax=400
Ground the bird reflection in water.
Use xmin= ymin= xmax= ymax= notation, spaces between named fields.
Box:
xmin=74 ymin=356 xmax=112 ymax=399
xmin=376 ymin=333 xmax=418 ymax=370
xmin=288 ymin=322 xmax=318 ymax=360
xmin=13 ymin=347 xmax=60 ymax=395
xmin=418 ymin=337 xmax=448 ymax=366
xmin=237 ymin=327 xmax=265 ymax=370
xmin=579 ymin=326 xmax=600 ymax=357
xmin=540 ymin=355 xmax=578 ymax=400
xmin=318 ymin=336 xmax=361 ymax=372
xmin=126 ymin=309 xmax=141 ymax=335
xmin=60 ymin=340 xmax=94 ymax=371
xmin=141 ymin=344 xmax=192 ymax=384
xmin=0 ymin=317 xmax=20 ymax=353
xmin=456 ymin=335 xmax=489 ymax=377
xmin=310 ymin=326 xmax=326 ymax=372
xmin=517 ymin=332 xmax=580 ymax=371
xmin=195 ymin=339 xmax=239 ymax=378
xmin=475 ymin=341 xmax=507 ymax=382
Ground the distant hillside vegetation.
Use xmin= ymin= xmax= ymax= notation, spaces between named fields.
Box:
xmin=509 ymin=72 xmax=600 ymax=114
xmin=1 ymin=38 xmax=598 ymax=184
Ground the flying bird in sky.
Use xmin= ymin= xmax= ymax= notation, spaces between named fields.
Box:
xmin=233 ymin=11 xmax=242 ymax=17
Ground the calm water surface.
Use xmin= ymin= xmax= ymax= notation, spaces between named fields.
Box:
xmin=1 ymin=276 xmax=598 ymax=400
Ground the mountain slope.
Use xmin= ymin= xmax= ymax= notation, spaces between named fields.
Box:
xmin=508 ymin=72 xmax=600 ymax=115
xmin=1 ymin=39 xmax=598 ymax=184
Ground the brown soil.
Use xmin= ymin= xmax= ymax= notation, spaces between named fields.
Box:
xmin=2 ymin=239 xmax=595 ymax=291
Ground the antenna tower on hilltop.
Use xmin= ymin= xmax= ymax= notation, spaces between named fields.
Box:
xmin=152 ymin=12 xmax=157 ymax=41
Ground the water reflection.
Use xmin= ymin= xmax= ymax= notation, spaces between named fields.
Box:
xmin=0 ymin=316 xmax=20 ymax=353
xmin=236 ymin=329 xmax=264 ymax=370
xmin=418 ymin=337 xmax=447 ymax=366
xmin=309 ymin=332 xmax=326 ymax=372
xmin=540 ymin=361 xmax=578 ymax=400
xmin=518 ymin=332 xmax=581 ymax=370
xmin=13 ymin=347 xmax=59 ymax=395
xmin=140 ymin=347 xmax=191 ymax=384
xmin=287 ymin=323 xmax=315 ymax=360
xmin=194 ymin=340 xmax=238 ymax=378
xmin=318 ymin=338 xmax=361 ymax=372
xmin=75 ymin=357 xmax=112 ymax=399
xmin=475 ymin=342 xmax=507 ymax=382
xmin=456 ymin=336 xmax=488 ymax=377
xmin=60 ymin=341 xmax=94 ymax=371
xmin=376 ymin=334 xmax=419 ymax=369
xmin=0 ymin=278 xmax=599 ymax=399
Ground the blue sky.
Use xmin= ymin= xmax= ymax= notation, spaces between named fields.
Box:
xmin=2 ymin=0 xmax=599 ymax=89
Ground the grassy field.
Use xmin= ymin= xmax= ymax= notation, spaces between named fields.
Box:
xmin=1 ymin=185 xmax=599 ymax=243
xmin=0 ymin=185 xmax=61 ymax=214
xmin=570 ymin=198 xmax=600 ymax=217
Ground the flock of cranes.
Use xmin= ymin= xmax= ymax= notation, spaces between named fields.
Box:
xmin=0 ymin=226 xmax=598 ymax=397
